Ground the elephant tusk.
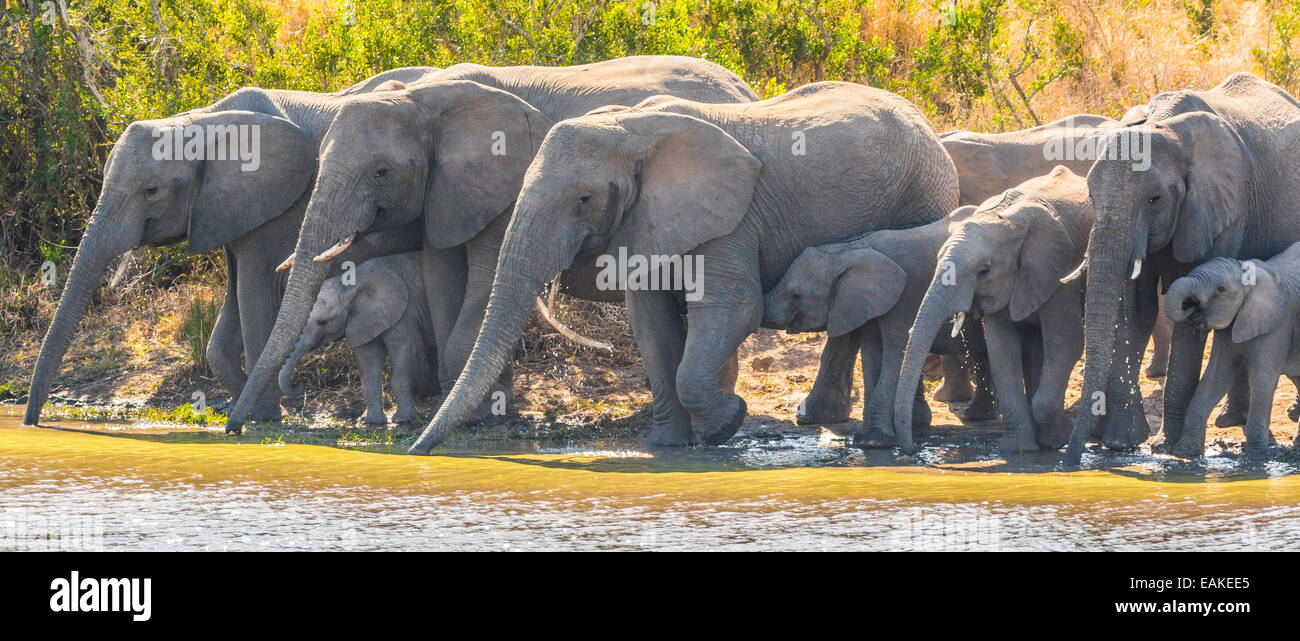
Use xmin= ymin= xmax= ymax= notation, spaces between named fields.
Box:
xmin=275 ymin=254 xmax=295 ymax=273
xmin=1060 ymin=258 xmax=1087 ymax=284
xmin=951 ymin=311 xmax=966 ymax=338
xmin=1131 ymin=257 xmax=1143 ymax=280
xmin=533 ymin=295 xmax=613 ymax=350
xmin=313 ymin=235 xmax=355 ymax=263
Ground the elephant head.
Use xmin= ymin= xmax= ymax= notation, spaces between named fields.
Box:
xmin=279 ymin=261 xmax=408 ymax=396
xmin=763 ymin=245 xmax=906 ymax=337
xmin=1069 ymin=111 xmax=1254 ymax=445
xmin=1166 ymin=258 xmax=1286 ymax=343
xmin=226 ymin=79 xmax=556 ymax=431
xmin=407 ymin=108 xmax=762 ymax=453
xmin=894 ymin=168 xmax=1090 ymax=452
xmin=24 ymin=111 xmax=316 ymax=425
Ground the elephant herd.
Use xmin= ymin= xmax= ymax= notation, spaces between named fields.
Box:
xmin=22 ymin=55 xmax=1300 ymax=466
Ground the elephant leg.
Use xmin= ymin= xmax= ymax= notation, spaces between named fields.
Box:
xmin=677 ymin=261 xmax=762 ymax=446
xmin=1214 ymin=361 xmax=1251 ymax=427
xmin=719 ymin=351 xmax=739 ymax=395
xmin=1031 ymin=291 xmax=1084 ymax=451
xmin=1288 ymin=376 xmax=1300 ymax=423
xmin=1160 ymin=321 xmax=1209 ymax=449
xmin=387 ymin=334 xmax=419 ymax=424
xmin=1173 ymin=334 xmax=1235 ymax=459
xmin=235 ymin=255 xmax=284 ymax=422
xmin=1021 ymin=327 xmax=1043 ymax=400
xmin=446 ymin=215 xmax=515 ymax=419
xmin=628 ymin=290 xmax=692 ymax=446
xmin=799 ymin=330 xmax=861 ymax=425
xmin=856 ymin=317 xmax=910 ymax=448
xmin=983 ymin=313 xmax=1038 ymax=457
xmin=933 ymin=354 xmax=973 ymax=402
xmin=859 ymin=324 xmax=882 ymax=420
xmin=207 ymin=247 xmax=246 ymax=398
xmin=1145 ymin=297 xmax=1172 ymax=378
xmin=422 ymin=244 xmax=468 ymax=390
xmin=355 ymin=341 xmax=389 ymax=425
xmin=1243 ymin=366 xmax=1279 ymax=461
xmin=1101 ymin=273 xmax=1157 ymax=450
xmin=959 ymin=322 xmax=998 ymax=421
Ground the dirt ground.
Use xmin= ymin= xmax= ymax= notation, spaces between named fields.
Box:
xmin=3 ymin=278 xmax=1297 ymax=451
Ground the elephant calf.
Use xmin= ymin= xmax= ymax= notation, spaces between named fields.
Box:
xmin=763 ymin=206 xmax=995 ymax=443
xmin=279 ymin=252 xmax=436 ymax=424
xmin=895 ymin=166 xmax=1094 ymax=456
xmin=1164 ymin=244 xmax=1300 ymax=459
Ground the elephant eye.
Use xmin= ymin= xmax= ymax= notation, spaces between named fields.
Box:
xmin=374 ymin=166 xmax=389 ymax=180
xmin=317 ymin=319 xmax=328 ymax=326
xmin=977 ymin=265 xmax=991 ymax=277
xmin=1217 ymin=285 xmax=1226 ymax=294
xmin=579 ymin=192 xmax=592 ymax=205
xmin=1148 ymin=194 xmax=1160 ymax=204
xmin=144 ymin=186 xmax=159 ymax=198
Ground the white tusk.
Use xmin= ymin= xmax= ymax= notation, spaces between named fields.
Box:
xmin=1060 ymin=259 xmax=1087 ymax=284
xmin=951 ymin=311 xmax=966 ymax=338
xmin=534 ymin=295 xmax=613 ymax=350
xmin=313 ymin=234 xmax=355 ymax=263
xmin=275 ymin=254 xmax=295 ymax=273
xmin=1130 ymin=257 xmax=1143 ymax=280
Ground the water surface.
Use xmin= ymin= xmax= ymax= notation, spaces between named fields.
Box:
xmin=2 ymin=405 xmax=1296 ymax=550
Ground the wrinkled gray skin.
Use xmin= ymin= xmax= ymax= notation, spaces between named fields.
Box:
xmin=1164 ymin=247 xmax=1300 ymax=459
xmin=794 ymin=113 xmax=1119 ymax=426
xmin=764 ymin=206 xmax=992 ymax=442
xmin=409 ymin=81 xmax=960 ymax=453
xmin=224 ymin=56 xmax=759 ymax=434
xmin=896 ymin=167 xmax=1092 ymax=455
xmin=1064 ymin=72 xmax=1300 ymax=467
xmin=23 ymin=67 xmax=441 ymax=427
xmin=280 ymin=252 xmax=436 ymax=424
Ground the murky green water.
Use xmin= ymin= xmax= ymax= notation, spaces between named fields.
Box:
xmin=3 ymin=404 xmax=1298 ymax=550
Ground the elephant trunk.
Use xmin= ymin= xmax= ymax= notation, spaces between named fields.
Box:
xmin=409 ymin=213 xmax=566 ymax=454
xmin=1164 ymin=276 xmax=1202 ymax=325
xmin=1063 ymin=221 xmax=1137 ymax=465
xmin=25 ymin=206 xmax=132 ymax=425
xmin=224 ymin=180 xmax=357 ymax=432
xmin=278 ymin=334 xmax=313 ymax=397
xmin=894 ymin=256 xmax=974 ymax=453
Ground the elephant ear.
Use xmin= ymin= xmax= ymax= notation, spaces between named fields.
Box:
xmin=827 ymin=248 xmax=907 ymax=337
xmin=1232 ymin=263 xmax=1286 ymax=343
xmin=1167 ymin=112 xmax=1253 ymax=264
xmin=411 ymin=80 xmax=556 ymax=249
xmin=609 ymin=111 xmax=761 ymax=257
xmin=187 ymin=111 xmax=317 ymax=254
xmin=345 ymin=262 xmax=409 ymax=346
xmin=1006 ymin=203 xmax=1079 ymax=322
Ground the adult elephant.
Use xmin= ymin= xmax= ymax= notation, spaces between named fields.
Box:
xmin=222 ymin=56 xmax=759 ymax=433
xmin=22 ymin=67 xmax=442 ymax=427
xmin=1063 ymin=72 xmax=1300 ymax=466
xmin=408 ymin=81 xmax=960 ymax=454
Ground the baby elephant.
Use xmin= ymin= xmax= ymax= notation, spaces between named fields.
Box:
xmin=895 ymin=166 xmax=1093 ymax=456
xmin=279 ymin=252 xmax=437 ymax=424
xmin=1164 ymin=244 xmax=1300 ymax=459
xmin=764 ymin=206 xmax=994 ymax=444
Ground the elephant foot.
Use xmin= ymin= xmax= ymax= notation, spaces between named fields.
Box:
xmin=852 ymin=424 xmax=898 ymax=449
xmin=391 ymin=410 xmax=420 ymax=425
xmin=1102 ymin=403 xmax=1150 ymax=452
xmin=1143 ymin=363 xmax=1166 ymax=379
xmin=248 ymin=404 xmax=283 ymax=423
xmin=1214 ymin=408 xmax=1247 ymax=428
xmin=999 ymin=432 xmax=1041 ymax=458
xmin=1169 ymin=436 xmax=1205 ymax=461
xmin=358 ymin=412 xmax=388 ymax=427
xmin=1242 ymin=441 xmax=1270 ymax=463
xmin=957 ymin=395 xmax=997 ymax=422
xmin=933 ymin=379 xmax=973 ymax=403
xmin=645 ymin=420 xmax=696 ymax=447
xmin=796 ymin=392 xmax=851 ymax=426
xmin=695 ymin=395 xmax=747 ymax=446
xmin=1035 ymin=414 xmax=1071 ymax=452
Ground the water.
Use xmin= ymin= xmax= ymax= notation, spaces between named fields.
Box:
xmin=3 ymin=404 xmax=1298 ymax=551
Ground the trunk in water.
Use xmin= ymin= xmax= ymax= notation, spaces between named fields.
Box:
xmin=224 ymin=204 xmax=340 ymax=432
xmin=409 ymin=233 xmax=555 ymax=454
xmin=24 ymin=218 xmax=124 ymax=425
xmin=1063 ymin=227 xmax=1128 ymax=465
xmin=894 ymin=272 xmax=970 ymax=454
